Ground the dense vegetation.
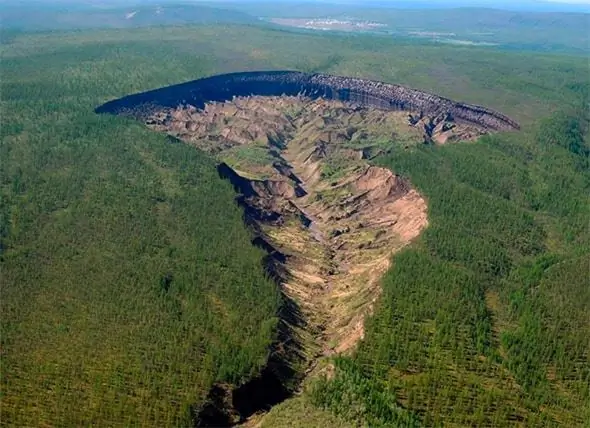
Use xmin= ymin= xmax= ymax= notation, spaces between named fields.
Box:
xmin=1 ymin=23 xmax=588 ymax=426
xmin=1 ymin=2 xmax=258 ymax=32
xmin=310 ymin=94 xmax=590 ymax=426
xmin=0 ymin=28 xmax=282 ymax=426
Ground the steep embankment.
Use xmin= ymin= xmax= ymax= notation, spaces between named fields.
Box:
xmin=95 ymin=73 xmax=518 ymax=424
xmin=95 ymin=71 xmax=519 ymax=133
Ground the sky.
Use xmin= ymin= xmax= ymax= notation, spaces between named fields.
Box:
xmin=2 ymin=0 xmax=590 ymax=11
xmin=321 ymin=0 xmax=590 ymax=12
xmin=352 ymin=0 xmax=590 ymax=4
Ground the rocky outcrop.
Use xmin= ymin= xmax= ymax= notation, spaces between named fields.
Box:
xmin=96 ymin=71 xmax=519 ymax=132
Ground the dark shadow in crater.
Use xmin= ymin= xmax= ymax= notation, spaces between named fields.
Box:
xmin=95 ymin=70 xmax=519 ymax=132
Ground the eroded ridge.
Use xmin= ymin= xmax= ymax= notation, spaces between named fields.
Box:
xmin=146 ymin=96 xmax=429 ymax=359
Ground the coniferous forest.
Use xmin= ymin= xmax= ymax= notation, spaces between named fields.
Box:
xmin=1 ymin=16 xmax=588 ymax=428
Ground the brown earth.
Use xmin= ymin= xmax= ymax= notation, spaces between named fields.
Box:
xmin=144 ymin=95 xmax=495 ymax=423
xmin=147 ymin=95 xmax=434 ymax=354
xmin=98 ymin=71 xmax=519 ymax=134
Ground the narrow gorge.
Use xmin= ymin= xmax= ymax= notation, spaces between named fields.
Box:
xmin=96 ymin=72 xmax=519 ymax=426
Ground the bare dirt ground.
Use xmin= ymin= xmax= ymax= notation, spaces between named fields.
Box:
xmin=145 ymin=95 xmax=489 ymax=424
xmin=147 ymin=96 xmax=433 ymax=350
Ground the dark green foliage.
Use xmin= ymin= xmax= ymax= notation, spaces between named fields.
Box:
xmin=0 ymin=30 xmax=281 ymax=426
xmin=311 ymin=358 xmax=421 ymax=428
xmin=502 ymin=253 xmax=590 ymax=401
xmin=538 ymin=111 xmax=589 ymax=163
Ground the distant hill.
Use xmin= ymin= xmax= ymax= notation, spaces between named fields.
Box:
xmin=1 ymin=1 xmax=587 ymax=53
xmin=306 ymin=0 xmax=590 ymax=13
xmin=0 ymin=3 xmax=260 ymax=31
xmin=220 ymin=2 xmax=590 ymax=54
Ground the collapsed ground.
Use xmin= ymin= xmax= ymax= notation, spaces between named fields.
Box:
xmin=144 ymin=95 xmax=501 ymax=421
xmin=4 ymin=25 xmax=588 ymax=428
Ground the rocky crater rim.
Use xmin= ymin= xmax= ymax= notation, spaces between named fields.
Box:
xmin=95 ymin=70 xmax=519 ymax=132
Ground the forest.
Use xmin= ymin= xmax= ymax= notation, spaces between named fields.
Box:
xmin=1 ymin=21 xmax=588 ymax=427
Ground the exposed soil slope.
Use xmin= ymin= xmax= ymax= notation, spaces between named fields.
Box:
xmin=147 ymin=96 xmax=432 ymax=364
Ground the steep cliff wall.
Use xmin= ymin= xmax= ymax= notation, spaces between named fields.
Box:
xmin=96 ymin=71 xmax=519 ymax=131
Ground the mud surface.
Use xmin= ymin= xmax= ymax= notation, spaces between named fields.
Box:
xmin=140 ymin=96 xmax=432 ymax=424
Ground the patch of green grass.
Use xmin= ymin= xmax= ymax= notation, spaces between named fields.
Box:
xmin=316 ymin=184 xmax=354 ymax=205
xmin=222 ymin=143 xmax=280 ymax=178
xmin=310 ymin=357 xmax=421 ymax=427
xmin=260 ymin=395 xmax=353 ymax=428
xmin=321 ymin=157 xmax=360 ymax=182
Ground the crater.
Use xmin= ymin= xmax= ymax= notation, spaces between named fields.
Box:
xmin=96 ymin=72 xmax=518 ymax=425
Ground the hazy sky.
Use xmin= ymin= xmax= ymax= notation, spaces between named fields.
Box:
xmin=334 ymin=0 xmax=590 ymax=9
xmin=378 ymin=0 xmax=590 ymax=3
xmin=526 ymin=0 xmax=590 ymax=3
xmin=4 ymin=0 xmax=589 ymax=11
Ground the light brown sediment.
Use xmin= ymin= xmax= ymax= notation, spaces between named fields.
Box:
xmin=145 ymin=95 xmax=430 ymax=361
